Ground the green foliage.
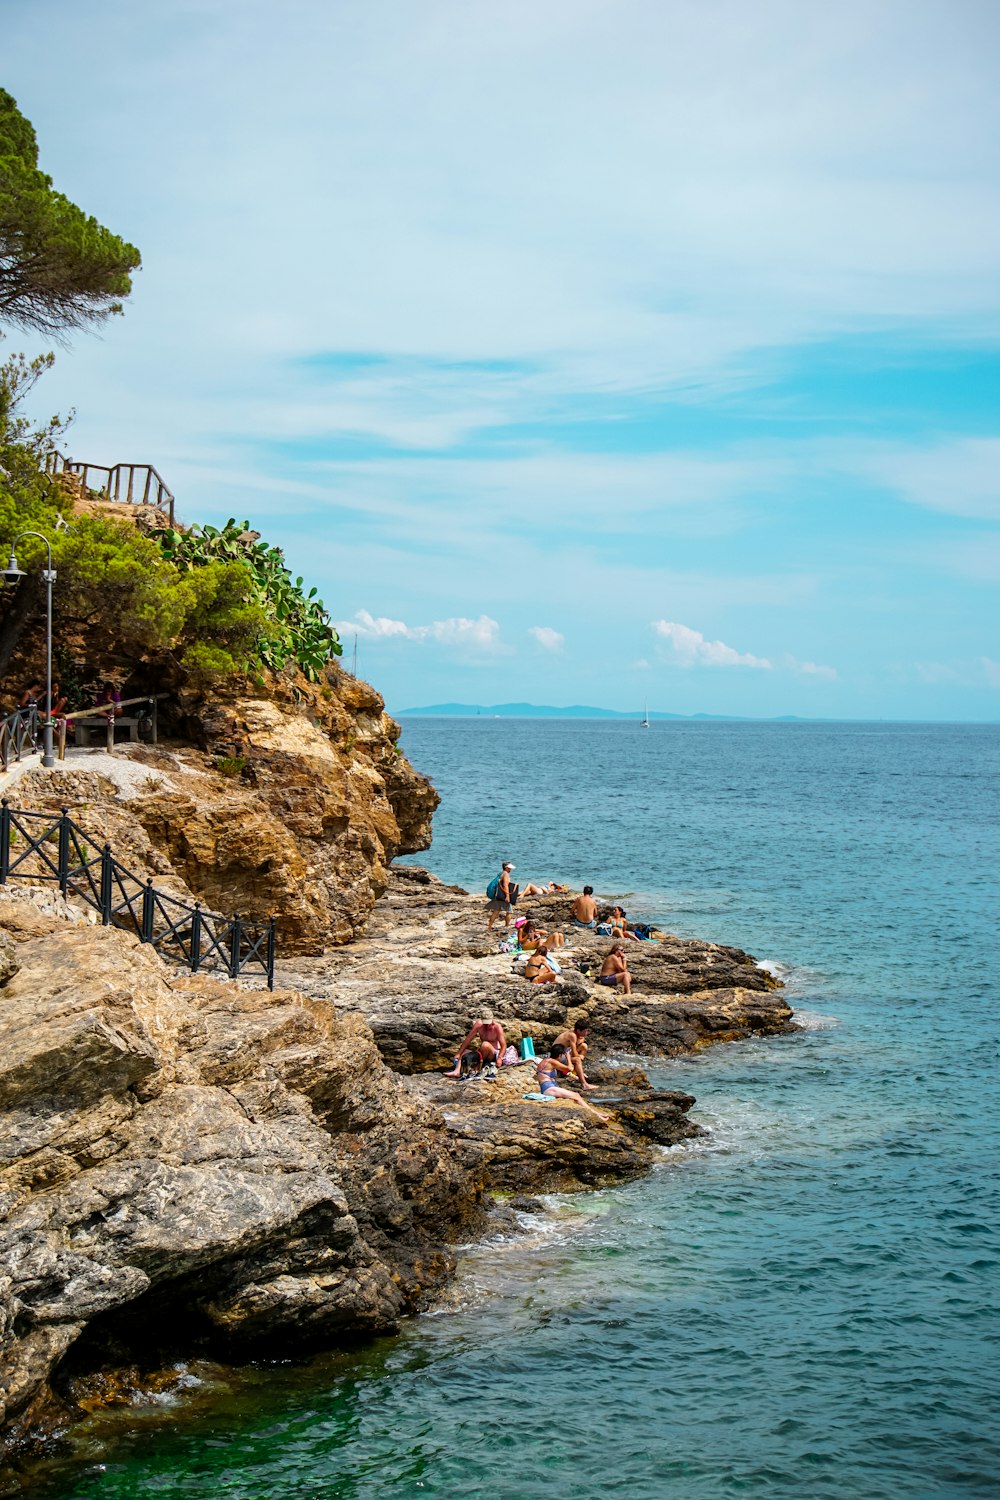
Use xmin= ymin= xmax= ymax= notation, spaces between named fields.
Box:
xmin=156 ymin=519 xmax=342 ymax=680
xmin=0 ymin=90 xmax=141 ymax=335
xmin=214 ymin=754 xmax=247 ymax=779
xmin=0 ymin=353 xmax=65 ymax=550
xmin=0 ymin=356 xmax=336 ymax=693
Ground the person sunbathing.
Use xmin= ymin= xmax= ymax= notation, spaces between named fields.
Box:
xmin=552 ymin=1019 xmax=597 ymax=1089
xmin=518 ymin=919 xmax=565 ymax=950
xmin=524 ymin=944 xmax=559 ymax=984
xmin=535 ymin=1048 xmax=610 ymax=1122
xmin=598 ymin=944 xmax=632 ymax=994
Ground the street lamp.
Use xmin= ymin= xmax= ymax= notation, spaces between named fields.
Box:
xmin=2 ymin=531 xmax=57 ymax=768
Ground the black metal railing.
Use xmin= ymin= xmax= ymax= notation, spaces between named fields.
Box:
xmin=0 ymin=801 xmax=275 ymax=988
xmin=0 ymin=705 xmax=40 ymax=772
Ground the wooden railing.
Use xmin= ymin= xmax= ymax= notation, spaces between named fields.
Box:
xmin=45 ymin=451 xmax=175 ymax=525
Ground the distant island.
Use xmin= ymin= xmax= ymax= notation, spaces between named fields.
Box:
xmin=398 ymin=702 xmax=813 ymax=721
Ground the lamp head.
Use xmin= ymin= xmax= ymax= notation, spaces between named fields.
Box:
xmin=2 ymin=552 xmax=25 ymax=586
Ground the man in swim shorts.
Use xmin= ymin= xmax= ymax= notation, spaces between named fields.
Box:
xmin=552 ymin=1019 xmax=597 ymax=1090
xmin=598 ymin=944 xmax=632 ymax=995
xmin=444 ymin=1010 xmax=508 ymax=1077
xmin=570 ymin=886 xmax=598 ymax=927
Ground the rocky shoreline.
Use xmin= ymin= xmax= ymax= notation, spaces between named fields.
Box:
xmin=0 ymin=834 xmax=794 ymax=1482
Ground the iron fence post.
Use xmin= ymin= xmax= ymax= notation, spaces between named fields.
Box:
xmin=229 ymin=914 xmax=242 ymax=979
xmin=0 ymin=800 xmax=9 ymax=884
xmin=58 ymin=809 xmax=70 ymax=895
xmin=100 ymin=844 xmax=113 ymax=925
xmin=190 ymin=903 xmax=202 ymax=973
xmin=266 ymin=917 xmax=276 ymax=990
xmin=141 ymin=879 xmax=155 ymax=943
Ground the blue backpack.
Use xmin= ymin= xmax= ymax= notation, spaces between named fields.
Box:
xmin=486 ymin=874 xmax=501 ymax=900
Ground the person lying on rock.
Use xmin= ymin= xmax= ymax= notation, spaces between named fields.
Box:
xmin=518 ymin=918 xmax=566 ymax=951
xmin=536 ymin=1047 xmax=610 ymax=1123
xmin=524 ymin=944 xmax=559 ymax=984
xmin=521 ymin=880 xmax=568 ymax=895
xmin=552 ymin=1020 xmax=598 ymax=1090
xmin=598 ymin=943 xmax=632 ymax=995
xmin=444 ymin=1011 xmax=508 ymax=1077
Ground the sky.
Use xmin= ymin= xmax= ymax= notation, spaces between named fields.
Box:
xmin=3 ymin=0 xmax=999 ymax=719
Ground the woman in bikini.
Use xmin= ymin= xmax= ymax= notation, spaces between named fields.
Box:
xmin=518 ymin=919 xmax=566 ymax=951
xmin=535 ymin=1048 xmax=610 ymax=1122
xmin=524 ymin=944 xmax=558 ymax=984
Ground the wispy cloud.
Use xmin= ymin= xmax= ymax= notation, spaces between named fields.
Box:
xmin=336 ymin=608 xmax=506 ymax=653
xmin=529 ymin=626 xmax=564 ymax=651
xmin=981 ymin=657 xmax=1000 ymax=689
xmin=858 ymin=438 xmax=1000 ymax=520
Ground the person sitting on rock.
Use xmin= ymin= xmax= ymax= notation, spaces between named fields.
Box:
xmin=518 ymin=918 xmax=566 ymax=951
xmin=552 ymin=1019 xmax=598 ymax=1090
xmin=536 ymin=1047 xmax=610 ymax=1122
xmin=598 ymin=944 xmax=632 ymax=994
xmin=524 ymin=944 xmax=559 ymax=985
xmin=444 ymin=1011 xmax=507 ymax=1077
xmin=607 ymin=906 xmax=639 ymax=941
xmin=570 ymin=886 xmax=598 ymax=928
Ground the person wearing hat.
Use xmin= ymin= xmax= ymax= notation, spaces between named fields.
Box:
xmin=443 ymin=1010 xmax=508 ymax=1079
xmin=486 ymin=860 xmax=519 ymax=931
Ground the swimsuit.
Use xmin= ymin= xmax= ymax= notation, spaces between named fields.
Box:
xmin=571 ymin=918 xmax=596 ymax=928
xmin=538 ymin=1070 xmax=560 ymax=1096
xmin=598 ymin=973 xmax=619 ymax=986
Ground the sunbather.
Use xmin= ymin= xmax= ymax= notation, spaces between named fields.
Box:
xmin=536 ymin=1048 xmax=609 ymax=1122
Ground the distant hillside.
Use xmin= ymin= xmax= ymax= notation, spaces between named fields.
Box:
xmin=397 ymin=702 xmax=779 ymax=720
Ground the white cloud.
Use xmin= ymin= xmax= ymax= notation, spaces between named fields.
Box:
xmin=337 ymin=608 xmax=412 ymax=640
xmin=652 ymin=621 xmax=837 ymax=678
xmin=529 ymin=626 xmax=564 ymax=651
xmin=796 ymin=659 xmax=838 ymax=680
xmin=653 ymin=620 xmax=773 ymax=670
xmin=335 ymin=608 xmax=505 ymax=653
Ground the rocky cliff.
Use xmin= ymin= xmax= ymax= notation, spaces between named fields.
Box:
xmin=6 ymin=669 xmax=438 ymax=953
xmin=0 ymin=708 xmax=794 ymax=1480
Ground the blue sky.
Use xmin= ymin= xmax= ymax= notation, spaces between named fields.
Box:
xmin=4 ymin=0 xmax=999 ymax=718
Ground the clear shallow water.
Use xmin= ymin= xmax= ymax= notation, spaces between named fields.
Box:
xmin=35 ymin=721 xmax=1000 ymax=1499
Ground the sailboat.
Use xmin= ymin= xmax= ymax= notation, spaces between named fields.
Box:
xmin=640 ymin=700 xmax=650 ymax=729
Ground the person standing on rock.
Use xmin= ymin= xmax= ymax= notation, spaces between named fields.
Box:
xmin=598 ymin=944 xmax=632 ymax=995
xmin=444 ymin=1011 xmax=508 ymax=1078
xmin=487 ymin=861 xmax=518 ymax=932
xmin=552 ymin=1020 xmax=598 ymax=1090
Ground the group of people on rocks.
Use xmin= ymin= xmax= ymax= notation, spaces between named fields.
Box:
xmin=487 ymin=863 xmax=636 ymax=993
xmin=443 ymin=1012 xmax=611 ymax=1122
xmin=442 ymin=861 xmax=662 ymax=1115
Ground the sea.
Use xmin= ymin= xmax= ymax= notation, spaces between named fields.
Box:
xmin=27 ymin=719 xmax=1000 ymax=1500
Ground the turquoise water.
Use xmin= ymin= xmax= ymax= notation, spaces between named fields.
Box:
xmin=35 ymin=721 xmax=1000 ymax=1499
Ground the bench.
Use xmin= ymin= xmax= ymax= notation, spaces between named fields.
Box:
xmin=74 ymin=716 xmax=142 ymax=748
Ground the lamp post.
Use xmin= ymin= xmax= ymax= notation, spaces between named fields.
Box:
xmin=3 ymin=531 xmax=57 ymax=768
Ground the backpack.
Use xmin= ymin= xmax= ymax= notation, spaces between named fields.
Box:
xmin=486 ymin=874 xmax=501 ymax=900
xmin=460 ymin=1048 xmax=483 ymax=1078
